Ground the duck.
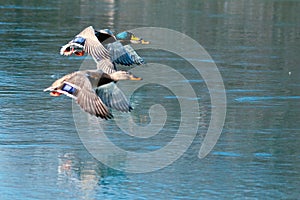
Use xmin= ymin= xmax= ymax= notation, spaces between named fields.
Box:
xmin=60 ymin=26 xmax=147 ymax=72
xmin=44 ymin=69 xmax=142 ymax=119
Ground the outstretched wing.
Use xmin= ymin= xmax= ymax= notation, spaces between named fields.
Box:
xmin=66 ymin=72 xmax=113 ymax=119
xmin=96 ymin=59 xmax=117 ymax=74
xmin=123 ymin=45 xmax=144 ymax=65
xmin=77 ymin=26 xmax=111 ymax=62
xmin=106 ymin=41 xmax=144 ymax=66
xmin=95 ymin=82 xmax=132 ymax=112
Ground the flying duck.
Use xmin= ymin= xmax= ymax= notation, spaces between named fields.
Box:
xmin=60 ymin=26 xmax=148 ymax=72
xmin=44 ymin=69 xmax=142 ymax=119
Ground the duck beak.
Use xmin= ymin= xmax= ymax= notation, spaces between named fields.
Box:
xmin=130 ymin=35 xmax=150 ymax=44
xmin=140 ymin=39 xmax=150 ymax=44
xmin=129 ymin=74 xmax=143 ymax=81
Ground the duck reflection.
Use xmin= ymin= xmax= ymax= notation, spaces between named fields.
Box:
xmin=57 ymin=152 xmax=125 ymax=199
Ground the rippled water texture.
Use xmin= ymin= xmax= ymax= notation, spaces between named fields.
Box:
xmin=1 ymin=0 xmax=300 ymax=199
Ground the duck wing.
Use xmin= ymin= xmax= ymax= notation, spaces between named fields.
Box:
xmin=96 ymin=59 xmax=117 ymax=74
xmin=95 ymin=82 xmax=132 ymax=112
xmin=123 ymin=44 xmax=145 ymax=65
xmin=106 ymin=41 xmax=144 ymax=66
xmin=65 ymin=72 xmax=113 ymax=119
xmin=77 ymin=26 xmax=111 ymax=62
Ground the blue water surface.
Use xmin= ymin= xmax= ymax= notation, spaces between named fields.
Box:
xmin=1 ymin=0 xmax=300 ymax=199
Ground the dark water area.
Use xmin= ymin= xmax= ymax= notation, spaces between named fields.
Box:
xmin=1 ymin=0 xmax=300 ymax=199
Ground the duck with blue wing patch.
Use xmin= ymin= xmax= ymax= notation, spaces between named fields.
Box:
xmin=60 ymin=26 xmax=148 ymax=74
xmin=44 ymin=69 xmax=142 ymax=119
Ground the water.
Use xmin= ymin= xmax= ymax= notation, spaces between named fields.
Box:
xmin=1 ymin=0 xmax=300 ymax=199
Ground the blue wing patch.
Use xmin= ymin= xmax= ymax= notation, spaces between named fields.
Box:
xmin=73 ymin=36 xmax=86 ymax=45
xmin=62 ymin=83 xmax=77 ymax=94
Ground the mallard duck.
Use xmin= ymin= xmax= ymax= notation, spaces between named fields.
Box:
xmin=115 ymin=31 xmax=150 ymax=45
xmin=44 ymin=69 xmax=142 ymax=119
xmin=60 ymin=26 xmax=147 ymax=72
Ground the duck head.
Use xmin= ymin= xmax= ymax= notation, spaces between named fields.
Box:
xmin=116 ymin=31 xmax=150 ymax=45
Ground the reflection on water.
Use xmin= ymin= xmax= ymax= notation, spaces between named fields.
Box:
xmin=1 ymin=0 xmax=300 ymax=199
xmin=57 ymin=153 xmax=104 ymax=200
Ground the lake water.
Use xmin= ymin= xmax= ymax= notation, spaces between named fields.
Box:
xmin=1 ymin=0 xmax=300 ymax=199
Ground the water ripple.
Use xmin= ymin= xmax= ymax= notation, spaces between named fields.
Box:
xmin=235 ymin=96 xmax=300 ymax=102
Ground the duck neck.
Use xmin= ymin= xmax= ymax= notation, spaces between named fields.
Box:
xmin=97 ymin=73 xmax=114 ymax=87
xmin=95 ymin=31 xmax=117 ymax=45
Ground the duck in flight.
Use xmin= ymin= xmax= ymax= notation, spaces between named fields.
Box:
xmin=60 ymin=26 xmax=148 ymax=73
xmin=44 ymin=69 xmax=142 ymax=119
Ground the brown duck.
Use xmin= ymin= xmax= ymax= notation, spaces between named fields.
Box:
xmin=44 ymin=70 xmax=142 ymax=119
xmin=60 ymin=26 xmax=147 ymax=74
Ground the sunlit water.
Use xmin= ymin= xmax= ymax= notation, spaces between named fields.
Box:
xmin=1 ymin=0 xmax=300 ymax=199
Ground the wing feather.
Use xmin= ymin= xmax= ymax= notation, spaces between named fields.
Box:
xmin=96 ymin=59 xmax=117 ymax=74
xmin=65 ymin=72 xmax=113 ymax=119
xmin=77 ymin=26 xmax=110 ymax=62
xmin=106 ymin=41 xmax=134 ymax=66
xmin=123 ymin=45 xmax=145 ymax=65
xmin=95 ymin=82 xmax=132 ymax=112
